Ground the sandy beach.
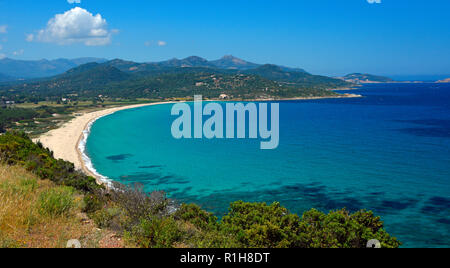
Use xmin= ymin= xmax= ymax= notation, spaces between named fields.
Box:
xmin=35 ymin=102 xmax=172 ymax=183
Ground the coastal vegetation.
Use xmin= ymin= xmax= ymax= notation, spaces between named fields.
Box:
xmin=0 ymin=131 xmax=401 ymax=248
xmin=0 ymin=164 xmax=109 ymax=248
xmin=0 ymin=99 xmax=161 ymax=137
xmin=0 ymin=106 xmax=74 ymax=135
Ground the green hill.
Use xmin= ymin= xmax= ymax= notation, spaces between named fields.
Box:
xmin=4 ymin=63 xmax=131 ymax=99
xmin=244 ymin=64 xmax=350 ymax=89
xmin=210 ymin=55 xmax=260 ymax=70
xmin=0 ymin=60 xmax=353 ymax=102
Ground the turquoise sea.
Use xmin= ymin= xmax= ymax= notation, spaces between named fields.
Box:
xmin=86 ymin=83 xmax=450 ymax=248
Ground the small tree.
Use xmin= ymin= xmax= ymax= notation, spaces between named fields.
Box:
xmin=220 ymin=201 xmax=302 ymax=248
xmin=298 ymin=209 xmax=401 ymax=248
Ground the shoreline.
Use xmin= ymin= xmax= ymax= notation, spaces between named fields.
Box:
xmin=35 ymin=94 xmax=362 ymax=185
xmin=35 ymin=102 xmax=174 ymax=185
xmin=256 ymin=93 xmax=363 ymax=101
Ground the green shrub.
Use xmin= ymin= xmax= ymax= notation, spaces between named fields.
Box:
xmin=298 ymin=208 xmax=401 ymax=248
xmin=219 ymin=202 xmax=401 ymax=248
xmin=0 ymin=131 xmax=102 ymax=193
xmin=83 ymin=193 xmax=105 ymax=214
xmin=175 ymin=204 xmax=218 ymax=231
xmin=92 ymin=207 xmax=122 ymax=229
xmin=220 ymin=201 xmax=302 ymax=248
xmin=91 ymin=209 xmax=112 ymax=228
xmin=110 ymin=184 xmax=170 ymax=225
xmin=189 ymin=229 xmax=240 ymax=248
xmin=130 ymin=217 xmax=182 ymax=248
xmin=173 ymin=204 xmax=241 ymax=248
xmin=38 ymin=187 xmax=74 ymax=217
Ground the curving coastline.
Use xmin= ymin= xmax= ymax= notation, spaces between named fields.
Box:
xmin=35 ymin=102 xmax=174 ymax=185
xmin=35 ymin=95 xmax=362 ymax=186
xmin=77 ymin=114 xmax=113 ymax=186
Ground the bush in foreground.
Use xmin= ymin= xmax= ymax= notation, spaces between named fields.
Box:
xmin=0 ymin=165 xmax=103 ymax=248
xmin=0 ymin=131 xmax=101 ymax=193
xmin=299 ymin=208 xmax=401 ymax=248
xmin=220 ymin=201 xmax=302 ymax=248
xmin=177 ymin=201 xmax=401 ymax=248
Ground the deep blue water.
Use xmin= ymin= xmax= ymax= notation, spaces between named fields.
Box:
xmin=86 ymin=83 xmax=450 ymax=248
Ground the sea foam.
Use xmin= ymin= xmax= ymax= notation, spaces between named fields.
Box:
xmin=78 ymin=115 xmax=114 ymax=188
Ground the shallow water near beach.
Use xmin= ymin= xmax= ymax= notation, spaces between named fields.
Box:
xmin=86 ymin=83 xmax=450 ymax=248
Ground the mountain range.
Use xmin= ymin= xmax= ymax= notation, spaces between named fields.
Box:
xmin=96 ymin=55 xmax=308 ymax=75
xmin=0 ymin=57 xmax=107 ymax=79
xmin=0 ymin=57 xmax=351 ymax=102
xmin=0 ymin=55 xmax=307 ymax=81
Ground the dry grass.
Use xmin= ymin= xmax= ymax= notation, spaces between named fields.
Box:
xmin=0 ymin=165 xmax=117 ymax=248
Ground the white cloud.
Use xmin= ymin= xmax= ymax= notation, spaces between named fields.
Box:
xmin=67 ymin=0 xmax=81 ymax=4
xmin=35 ymin=7 xmax=114 ymax=46
xmin=367 ymin=0 xmax=382 ymax=3
xmin=145 ymin=41 xmax=167 ymax=47
xmin=13 ymin=49 xmax=24 ymax=56
xmin=0 ymin=25 xmax=7 ymax=34
xmin=0 ymin=53 xmax=6 ymax=59
xmin=26 ymin=34 xmax=34 ymax=42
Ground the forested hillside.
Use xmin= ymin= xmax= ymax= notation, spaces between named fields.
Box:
xmin=0 ymin=58 xmax=352 ymax=103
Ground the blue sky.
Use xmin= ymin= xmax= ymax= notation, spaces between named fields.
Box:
xmin=0 ymin=0 xmax=449 ymax=76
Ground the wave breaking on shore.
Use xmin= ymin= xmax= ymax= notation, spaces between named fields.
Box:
xmin=78 ymin=116 xmax=113 ymax=187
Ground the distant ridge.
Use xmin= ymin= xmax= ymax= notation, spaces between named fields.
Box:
xmin=0 ymin=55 xmax=311 ymax=79
xmin=0 ymin=57 xmax=351 ymax=102
xmin=99 ymin=59 xmax=345 ymax=88
xmin=0 ymin=72 xmax=15 ymax=83
xmin=243 ymin=64 xmax=341 ymax=87
xmin=0 ymin=57 xmax=108 ymax=79
xmin=105 ymin=55 xmax=310 ymax=75
xmin=210 ymin=55 xmax=260 ymax=70
xmin=155 ymin=56 xmax=216 ymax=69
